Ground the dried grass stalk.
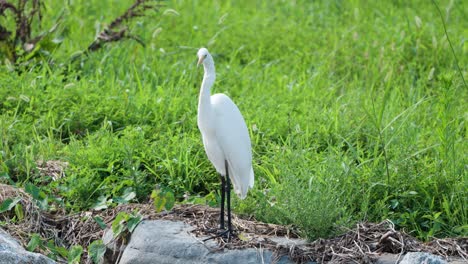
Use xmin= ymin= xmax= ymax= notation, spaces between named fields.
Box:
xmin=86 ymin=0 xmax=164 ymax=52
xmin=1 ymin=186 xmax=466 ymax=264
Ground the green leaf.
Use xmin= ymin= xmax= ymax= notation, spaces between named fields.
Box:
xmin=0 ymin=197 xmax=21 ymax=213
xmin=94 ymin=216 xmax=107 ymax=230
xmin=27 ymin=234 xmax=42 ymax=252
xmin=46 ymin=240 xmax=68 ymax=258
xmin=151 ymin=190 xmax=166 ymax=213
xmin=164 ymin=191 xmax=175 ymax=211
xmin=68 ymin=245 xmax=83 ymax=264
xmin=25 ymin=183 xmax=40 ymax=200
xmin=122 ymin=191 xmax=136 ymax=202
xmin=14 ymin=203 xmax=24 ymax=220
xmin=88 ymin=240 xmax=106 ymax=264
xmin=92 ymin=196 xmax=110 ymax=210
xmin=114 ymin=189 xmax=136 ymax=204
xmin=37 ymin=197 xmax=49 ymax=211
xmin=453 ymin=225 xmax=468 ymax=234
xmin=24 ymin=183 xmax=48 ymax=210
xmin=0 ymin=172 xmax=14 ymax=185
xmin=127 ymin=214 xmax=142 ymax=233
xmin=111 ymin=212 xmax=128 ymax=237
xmin=433 ymin=212 xmax=442 ymax=219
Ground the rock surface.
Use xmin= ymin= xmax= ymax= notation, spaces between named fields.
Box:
xmin=118 ymin=220 xmax=307 ymax=264
xmin=377 ymin=252 xmax=466 ymax=264
xmin=0 ymin=228 xmax=55 ymax=264
xmin=399 ymin=252 xmax=447 ymax=264
xmin=375 ymin=253 xmax=399 ymax=264
xmin=118 ymin=220 xmax=466 ymax=264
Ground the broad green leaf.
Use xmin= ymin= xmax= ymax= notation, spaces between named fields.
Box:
xmin=68 ymin=245 xmax=83 ymax=264
xmin=24 ymin=183 xmax=48 ymax=210
xmin=27 ymin=234 xmax=41 ymax=252
xmin=94 ymin=216 xmax=107 ymax=230
xmin=150 ymin=190 xmax=158 ymax=200
xmin=0 ymin=197 xmax=21 ymax=213
xmin=88 ymin=240 xmax=106 ymax=264
xmin=112 ymin=212 xmax=128 ymax=237
xmin=14 ymin=203 xmax=24 ymax=220
xmin=46 ymin=240 xmax=68 ymax=258
xmin=114 ymin=189 xmax=136 ymax=204
xmin=151 ymin=190 xmax=166 ymax=213
xmin=164 ymin=191 xmax=175 ymax=211
xmin=154 ymin=197 xmax=166 ymax=213
xmin=127 ymin=214 xmax=142 ymax=233
xmin=25 ymin=183 xmax=40 ymax=200
xmin=92 ymin=196 xmax=109 ymax=210
xmin=37 ymin=197 xmax=49 ymax=211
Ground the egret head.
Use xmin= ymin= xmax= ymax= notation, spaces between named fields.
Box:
xmin=197 ymin=47 xmax=211 ymax=67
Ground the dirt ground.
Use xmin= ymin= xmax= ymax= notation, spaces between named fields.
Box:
xmin=1 ymin=184 xmax=467 ymax=263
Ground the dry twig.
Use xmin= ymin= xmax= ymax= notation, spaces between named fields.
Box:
xmin=86 ymin=0 xmax=164 ymax=52
xmin=1 ymin=185 xmax=467 ymax=264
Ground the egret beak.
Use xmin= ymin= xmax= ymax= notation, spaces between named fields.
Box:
xmin=197 ymin=57 xmax=204 ymax=67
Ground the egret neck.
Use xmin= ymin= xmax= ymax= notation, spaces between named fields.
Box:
xmin=198 ymin=58 xmax=216 ymax=132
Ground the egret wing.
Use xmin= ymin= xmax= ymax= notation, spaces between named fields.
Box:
xmin=211 ymin=93 xmax=254 ymax=199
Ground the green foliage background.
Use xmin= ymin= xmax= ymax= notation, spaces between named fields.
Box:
xmin=1 ymin=0 xmax=467 ymax=241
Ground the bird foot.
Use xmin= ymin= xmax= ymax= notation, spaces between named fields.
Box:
xmin=203 ymin=228 xmax=235 ymax=242
xmin=204 ymin=227 xmax=222 ymax=234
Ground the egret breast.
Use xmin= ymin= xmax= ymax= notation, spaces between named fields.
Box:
xmin=201 ymin=133 xmax=226 ymax=175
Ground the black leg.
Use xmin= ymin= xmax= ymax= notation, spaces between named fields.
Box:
xmin=219 ymin=175 xmax=226 ymax=230
xmin=226 ymin=166 xmax=232 ymax=235
xmin=203 ymin=160 xmax=234 ymax=242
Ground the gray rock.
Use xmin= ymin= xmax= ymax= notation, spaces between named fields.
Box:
xmin=400 ymin=252 xmax=447 ymax=264
xmin=376 ymin=253 xmax=399 ymax=264
xmin=376 ymin=252 xmax=465 ymax=264
xmin=445 ymin=258 xmax=467 ymax=264
xmin=0 ymin=228 xmax=55 ymax=264
xmin=119 ymin=220 xmax=466 ymax=264
xmin=118 ymin=220 xmax=306 ymax=264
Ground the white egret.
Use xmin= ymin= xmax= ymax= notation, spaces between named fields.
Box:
xmin=196 ymin=48 xmax=254 ymax=239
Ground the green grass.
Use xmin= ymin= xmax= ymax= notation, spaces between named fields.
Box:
xmin=1 ymin=0 xmax=467 ymax=242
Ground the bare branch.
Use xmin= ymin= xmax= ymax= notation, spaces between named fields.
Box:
xmin=85 ymin=0 xmax=164 ymax=54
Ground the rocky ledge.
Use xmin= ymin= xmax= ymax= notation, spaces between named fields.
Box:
xmin=113 ymin=220 xmax=465 ymax=264
xmin=0 ymin=228 xmax=55 ymax=264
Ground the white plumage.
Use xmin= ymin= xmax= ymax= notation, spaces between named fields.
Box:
xmin=196 ymin=47 xmax=254 ymax=199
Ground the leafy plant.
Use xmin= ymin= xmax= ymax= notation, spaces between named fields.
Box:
xmin=85 ymin=211 xmax=142 ymax=263
xmin=67 ymin=245 xmax=83 ymax=264
xmin=0 ymin=0 xmax=62 ymax=64
xmin=24 ymin=182 xmax=48 ymax=210
xmin=151 ymin=188 xmax=175 ymax=213
xmin=0 ymin=0 xmax=164 ymax=66
xmin=0 ymin=197 xmax=21 ymax=213
xmin=87 ymin=240 xmax=106 ymax=264
xmin=26 ymin=233 xmax=69 ymax=261
xmin=26 ymin=233 xmax=42 ymax=252
xmin=1 ymin=0 xmax=466 ymax=243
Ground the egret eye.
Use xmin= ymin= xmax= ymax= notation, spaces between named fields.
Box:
xmin=204 ymin=54 xmax=207 ymax=58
